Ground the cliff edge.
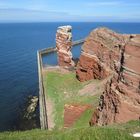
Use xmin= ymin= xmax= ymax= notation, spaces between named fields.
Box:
xmin=76 ymin=27 xmax=140 ymax=125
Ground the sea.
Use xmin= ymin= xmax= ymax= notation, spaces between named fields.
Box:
xmin=0 ymin=22 xmax=140 ymax=131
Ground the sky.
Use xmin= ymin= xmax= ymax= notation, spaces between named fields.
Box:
xmin=0 ymin=0 xmax=140 ymax=22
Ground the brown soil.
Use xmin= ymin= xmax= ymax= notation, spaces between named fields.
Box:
xmin=78 ymin=74 xmax=113 ymax=96
xmin=43 ymin=66 xmax=72 ymax=74
xmin=64 ymin=104 xmax=91 ymax=128
xmin=46 ymin=97 xmax=55 ymax=129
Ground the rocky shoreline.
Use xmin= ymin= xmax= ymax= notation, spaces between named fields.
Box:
xmin=17 ymin=95 xmax=40 ymax=130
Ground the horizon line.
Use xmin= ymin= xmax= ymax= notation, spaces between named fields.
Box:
xmin=0 ymin=21 xmax=140 ymax=24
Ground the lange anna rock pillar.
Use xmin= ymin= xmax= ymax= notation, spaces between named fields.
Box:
xmin=56 ymin=25 xmax=74 ymax=67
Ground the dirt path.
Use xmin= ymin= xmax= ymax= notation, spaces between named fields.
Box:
xmin=46 ymin=97 xmax=55 ymax=129
xmin=78 ymin=74 xmax=113 ymax=96
xmin=43 ymin=66 xmax=72 ymax=129
xmin=43 ymin=66 xmax=73 ymax=74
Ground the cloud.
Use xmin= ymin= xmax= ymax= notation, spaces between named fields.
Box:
xmin=0 ymin=5 xmax=140 ymax=22
xmin=86 ymin=1 xmax=140 ymax=7
xmin=0 ymin=1 xmax=10 ymax=8
xmin=0 ymin=8 xmax=78 ymax=22
xmin=86 ymin=1 xmax=122 ymax=7
xmin=0 ymin=0 xmax=48 ymax=11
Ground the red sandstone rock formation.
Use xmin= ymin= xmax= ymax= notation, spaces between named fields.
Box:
xmin=56 ymin=26 xmax=75 ymax=67
xmin=76 ymin=28 xmax=129 ymax=81
xmin=76 ymin=27 xmax=140 ymax=125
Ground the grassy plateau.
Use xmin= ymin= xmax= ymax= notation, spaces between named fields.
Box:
xmin=43 ymin=71 xmax=100 ymax=129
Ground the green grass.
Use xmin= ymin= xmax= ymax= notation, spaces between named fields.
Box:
xmin=107 ymin=120 xmax=140 ymax=133
xmin=38 ymin=71 xmax=140 ymax=140
xmin=0 ymin=120 xmax=139 ymax=140
xmin=43 ymin=71 xmax=100 ymax=129
xmin=72 ymin=108 xmax=94 ymax=128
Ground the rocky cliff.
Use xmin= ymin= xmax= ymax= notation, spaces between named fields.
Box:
xmin=76 ymin=28 xmax=140 ymax=125
xmin=56 ymin=26 xmax=75 ymax=67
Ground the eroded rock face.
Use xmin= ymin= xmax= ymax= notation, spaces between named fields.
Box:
xmin=76 ymin=28 xmax=129 ymax=81
xmin=56 ymin=26 xmax=75 ymax=67
xmin=76 ymin=27 xmax=140 ymax=125
xmin=76 ymin=53 xmax=109 ymax=82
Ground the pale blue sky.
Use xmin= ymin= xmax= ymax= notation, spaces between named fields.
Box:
xmin=0 ymin=0 xmax=140 ymax=22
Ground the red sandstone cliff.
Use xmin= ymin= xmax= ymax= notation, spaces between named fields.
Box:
xmin=56 ymin=26 xmax=75 ymax=67
xmin=76 ymin=28 xmax=140 ymax=125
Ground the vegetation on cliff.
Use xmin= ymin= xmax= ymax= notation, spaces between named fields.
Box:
xmin=0 ymin=121 xmax=139 ymax=140
xmin=43 ymin=70 xmax=100 ymax=129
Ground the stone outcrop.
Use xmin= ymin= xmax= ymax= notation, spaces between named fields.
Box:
xmin=56 ymin=26 xmax=74 ymax=67
xmin=76 ymin=28 xmax=129 ymax=81
xmin=76 ymin=27 xmax=140 ymax=125
xmin=18 ymin=96 xmax=39 ymax=130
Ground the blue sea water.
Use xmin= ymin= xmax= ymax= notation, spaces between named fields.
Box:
xmin=0 ymin=22 xmax=140 ymax=131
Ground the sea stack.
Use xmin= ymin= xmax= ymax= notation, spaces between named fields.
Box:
xmin=56 ymin=25 xmax=74 ymax=67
